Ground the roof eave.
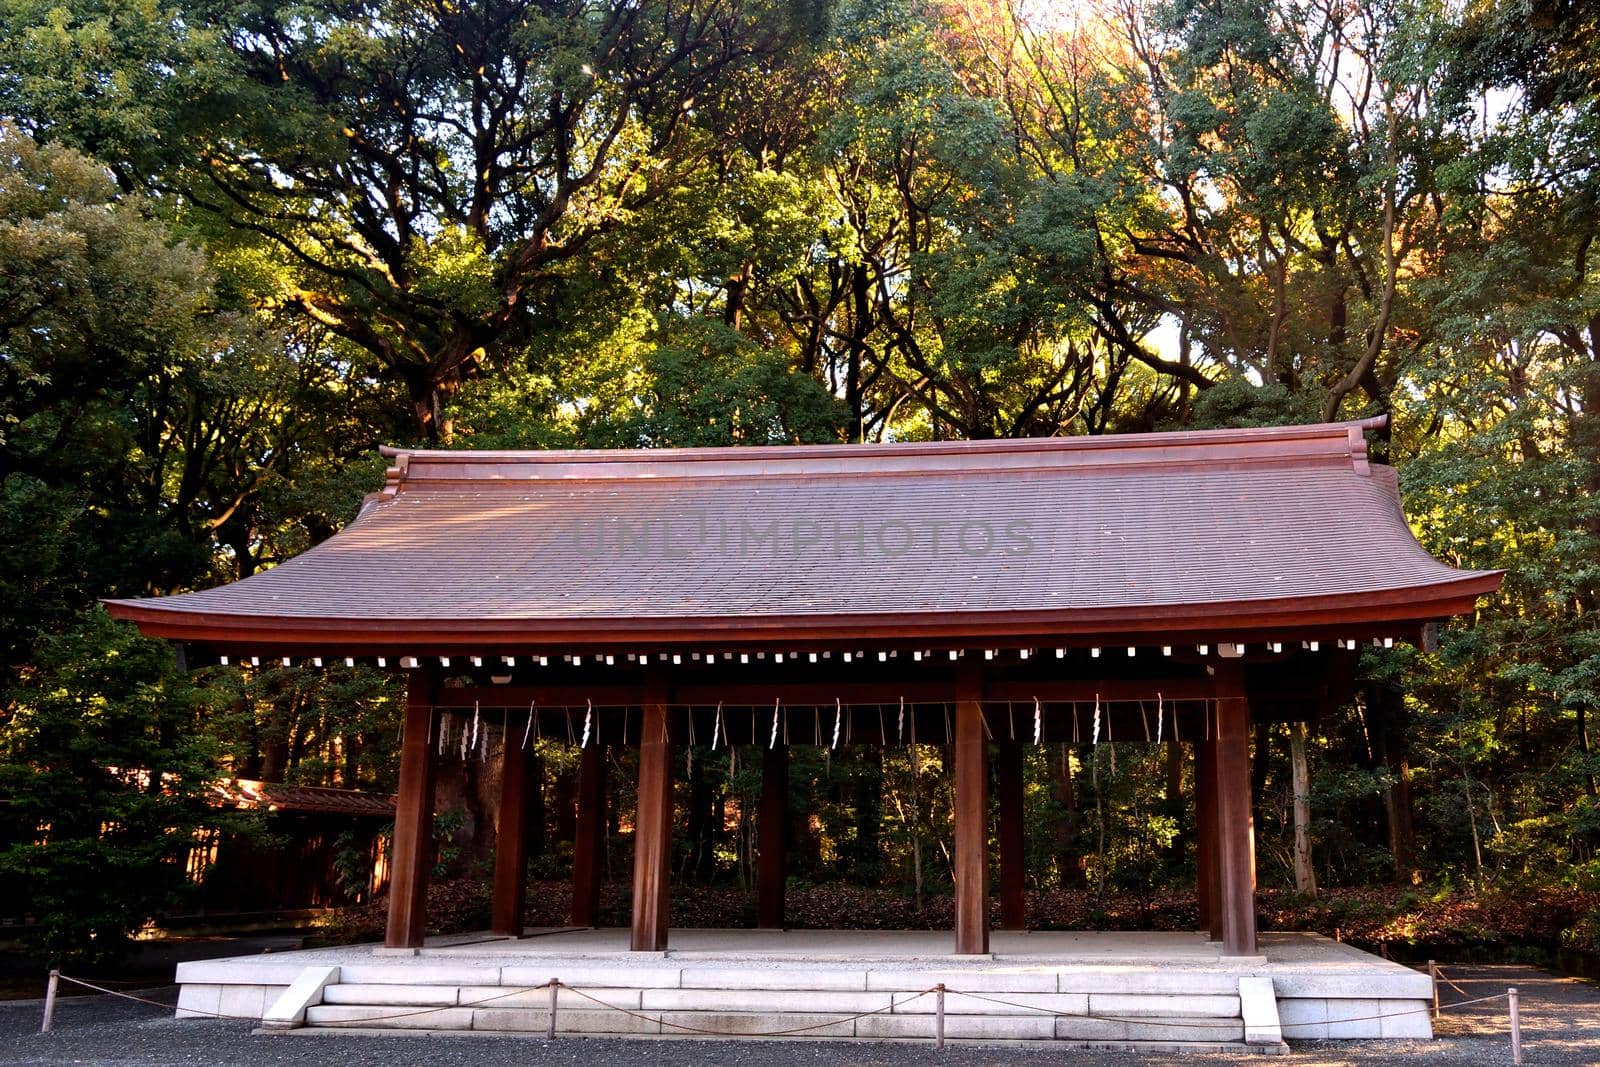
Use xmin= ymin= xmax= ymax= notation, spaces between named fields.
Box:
xmin=102 ymin=571 xmax=1502 ymax=652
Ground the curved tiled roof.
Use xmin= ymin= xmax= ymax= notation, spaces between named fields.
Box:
xmin=211 ymin=779 xmax=396 ymax=817
xmin=106 ymin=418 xmax=1499 ymax=650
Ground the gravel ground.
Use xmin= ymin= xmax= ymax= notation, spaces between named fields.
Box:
xmin=0 ymin=963 xmax=1593 ymax=1066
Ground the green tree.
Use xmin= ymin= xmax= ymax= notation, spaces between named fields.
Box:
xmin=2 ymin=0 xmax=833 ymax=441
xmin=0 ymin=610 xmax=226 ymax=964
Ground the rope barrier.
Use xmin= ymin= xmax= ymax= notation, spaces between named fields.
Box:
xmin=1435 ymin=965 xmax=1479 ymax=1001
xmin=37 ymin=962 xmax=1521 ymax=1045
xmin=559 ymin=981 xmax=935 ymax=1037
xmin=51 ymin=973 xmax=562 ymax=1026
xmin=43 ymin=971 xmax=937 ymax=1038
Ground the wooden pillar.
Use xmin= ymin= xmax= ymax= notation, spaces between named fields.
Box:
xmin=385 ymin=670 xmax=437 ymax=949
xmin=1214 ymin=663 xmax=1258 ymax=956
xmin=953 ymin=666 xmax=990 ymax=954
xmin=1195 ymin=733 xmax=1220 ymax=940
xmin=758 ymin=743 xmax=788 ymax=929
xmin=490 ymin=714 xmax=535 ymax=937
xmin=631 ymin=682 xmax=673 ymax=951
xmin=570 ymin=741 xmax=606 ymax=927
xmin=997 ymin=740 xmax=1026 ymax=930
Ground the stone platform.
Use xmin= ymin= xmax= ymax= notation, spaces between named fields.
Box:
xmin=173 ymin=929 xmax=1432 ymax=1048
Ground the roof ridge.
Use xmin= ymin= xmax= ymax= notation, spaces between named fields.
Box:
xmin=372 ymin=417 xmax=1386 ymax=496
xmin=378 ymin=416 xmax=1384 ymax=463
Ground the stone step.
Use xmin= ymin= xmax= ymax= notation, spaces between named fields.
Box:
xmin=305 ymin=1004 xmax=478 ymax=1030
xmin=322 ymin=985 xmax=457 ymax=1007
xmin=1058 ymin=1015 xmax=1246 ymax=1043
xmin=303 ymin=1001 xmax=1247 ymax=1044
xmin=317 ymin=983 xmax=1240 ymax=1016
xmin=856 ymin=1011 xmax=1245 ymax=1042
xmin=1086 ymin=993 xmax=1241 ymax=1017
xmin=320 ymin=969 xmax=1242 ymax=994
xmin=639 ymin=988 xmax=894 ymax=1014
xmin=321 ymin=983 xmax=646 ymax=1010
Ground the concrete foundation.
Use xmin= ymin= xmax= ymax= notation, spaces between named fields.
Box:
xmin=173 ymin=929 xmax=1431 ymax=1047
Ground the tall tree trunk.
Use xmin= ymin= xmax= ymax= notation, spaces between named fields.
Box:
xmin=851 ymin=748 xmax=884 ymax=885
xmin=1250 ymin=722 xmax=1271 ymax=830
xmin=1384 ymin=753 xmax=1419 ymax=884
xmin=725 ymin=261 xmax=752 ymax=331
xmin=1164 ymin=740 xmax=1185 ymax=862
xmin=909 ymin=743 xmax=925 ymax=908
xmin=527 ymin=752 xmax=545 ymax=859
xmin=1370 ymin=683 xmax=1419 ymax=883
xmin=1461 ymin=761 xmax=1484 ymax=888
xmin=342 ymin=733 xmax=362 ymax=789
xmin=846 ymin=264 xmax=870 ymax=442
xmin=1053 ymin=744 xmax=1086 ymax=887
xmin=1290 ymin=721 xmax=1317 ymax=896
xmin=685 ymin=749 xmax=716 ymax=883
xmin=1580 ymin=705 xmax=1598 ymax=799
xmin=259 ymin=719 xmax=290 ymax=783
xmin=554 ymin=764 xmax=577 ymax=845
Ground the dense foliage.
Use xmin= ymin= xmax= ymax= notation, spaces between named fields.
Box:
xmin=1 ymin=0 xmax=1598 ymax=960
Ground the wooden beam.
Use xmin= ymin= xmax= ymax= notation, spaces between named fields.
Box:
xmin=571 ymin=742 xmax=606 ymax=927
xmin=758 ymin=744 xmax=788 ymax=929
xmin=490 ymin=715 xmax=534 ymax=937
xmin=953 ymin=666 xmax=990 ymax=954
xmin=997 ymin=741 xmax=1026 ymax=930
xmin=630 ymin=679 xmax=673 ymax=951
xmin=385 ymin=671 xmax=437 ymax=949
xmin=1214 ymin=663 xmax=1258 ymax=956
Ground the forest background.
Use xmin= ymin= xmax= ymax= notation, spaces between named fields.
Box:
xmin=2 ymin=0 xmax=1598 ymax=965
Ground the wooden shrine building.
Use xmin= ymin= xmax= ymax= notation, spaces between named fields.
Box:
xmin=108 ymin=417 xmax=1499 ymax=961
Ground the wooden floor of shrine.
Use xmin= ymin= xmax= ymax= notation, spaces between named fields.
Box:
xmin=173 ymin=929 xmax=1435 ymax=1046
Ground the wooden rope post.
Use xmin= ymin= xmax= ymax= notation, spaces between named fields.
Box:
xmin=547 ymin=977 xmax=560 ymax=1040
xmin=935 ymin=983 xmax=946 ymax=1050
xmin=40 ymin=969 xmax=58 ymax=1033
xmin=1509 ymin=986 xmax=1522 ymax=1065
xmin=1428 ymin=960 xmax=1438 ymax=1020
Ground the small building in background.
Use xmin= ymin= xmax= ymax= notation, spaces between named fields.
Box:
xmin=188 ymin=779 xmax=394 ymax=920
